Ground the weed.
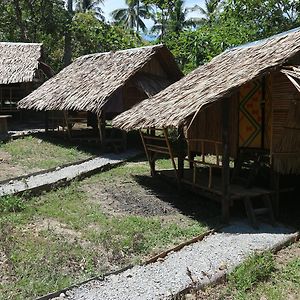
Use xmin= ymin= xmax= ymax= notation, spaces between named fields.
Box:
xmin=0 ymin=195 xmax=25 ymax=213
xmin=228 ymin=252 xmax=275 ymax=292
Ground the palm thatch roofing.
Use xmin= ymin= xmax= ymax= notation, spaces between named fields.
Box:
xmin=0 ymin=42 xmax=46 ymax=84
xmin=18 ymin=45 xmax=182 ymax=114
xmin=113 ymin=27 xmax=300 ymax=131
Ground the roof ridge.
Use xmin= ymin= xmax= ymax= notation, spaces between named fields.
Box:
xmin=75 ymin=44 xmax=165 ymax=61
xmin=227 ymin=26 xmax=300 ymax=52
xmin=0 ymin=42 xmax=42 ymax=46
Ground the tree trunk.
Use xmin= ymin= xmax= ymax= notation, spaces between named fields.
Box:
xmin=63 ymin=0 xmax=73 ymax=67
xmin=13 ymin=0 xmax=27 ymax=41
xmin=136 ymin=0 xmax=140 ymax=32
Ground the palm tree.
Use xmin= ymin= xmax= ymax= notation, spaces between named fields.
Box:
xmin=169 ymin=0 xmax=202 ymax=34
xmin=76 ymin=0 xmax=104 ymax=19
xmin=197 ymin=0 xmax=221 ymax=24
xmin=151 ymin=0 xmax=202 ymax=39
xmin=111 ymin=0 xmax=151 ymax=33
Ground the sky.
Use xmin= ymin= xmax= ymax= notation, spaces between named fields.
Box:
xmin=102 ymin=0 xmax=206 ymax=28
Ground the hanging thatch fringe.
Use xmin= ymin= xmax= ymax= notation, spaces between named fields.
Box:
xmin=113 ymin=27 xmax=300 ymax=131
xmin=0 ymin=42 xmax=44 ymax=84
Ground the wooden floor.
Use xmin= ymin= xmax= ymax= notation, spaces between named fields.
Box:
xmin=159 ymin=168 xmax=274 ymax=203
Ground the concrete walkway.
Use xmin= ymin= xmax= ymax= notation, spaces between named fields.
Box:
xmin=53 ymin=222 xmax=297 ymax=300
xmin=0 ymin=149 xmax=140 ymax=197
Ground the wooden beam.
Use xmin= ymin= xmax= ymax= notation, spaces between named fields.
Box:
xmin=222 ymin=99 xmax=230 ymax=223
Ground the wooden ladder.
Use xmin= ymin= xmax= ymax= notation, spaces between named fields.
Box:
xmin=139 ymin=128 xmax=178 ymax=181
xmin=243 ymin=194 xmax=275 ymax=228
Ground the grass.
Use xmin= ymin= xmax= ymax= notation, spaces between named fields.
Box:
xmin=0 ymin=136 xmax=91 ymax=170
xmin=228 ymin=252 xmax=275 ymax=294
xmin=226 ymin=249 xmax=300 ymax=300
xmin=0 ymin=159 xmax=211 ymax=300
xmin=191 ymin=244 xmax=300 ymax=300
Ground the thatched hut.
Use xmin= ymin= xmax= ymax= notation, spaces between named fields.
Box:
xmin=113 ymin=28 xmax=300 ymax=225
xmin=18 ymin=45 xmax=183 ymax=150
xmin=0 ymin=42 xmax=53 ymax=114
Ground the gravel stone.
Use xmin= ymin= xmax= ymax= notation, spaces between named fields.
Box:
xmin=0 ymin=150 xmax=139 ymax=197
xmin=59 ymin=221 xmax=297 ymax=300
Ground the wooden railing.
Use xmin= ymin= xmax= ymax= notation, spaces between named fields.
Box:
xmin=186 ymin=138 xmax=222 ymax=189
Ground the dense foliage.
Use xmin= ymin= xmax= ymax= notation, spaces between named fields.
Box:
xmin=1 ymin=0 xmax=300 ymax=73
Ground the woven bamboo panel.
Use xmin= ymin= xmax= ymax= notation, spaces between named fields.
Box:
xmin=187 ymin=94 xmax=238 ymax=157
xmin=239 ymin=79 xmax=262 ymax=148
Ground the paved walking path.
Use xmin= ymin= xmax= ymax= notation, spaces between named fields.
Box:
xmin=53 ymin=222 xmax=297 ymax=300
xmin=0 ymin=149 xmax=140 ymax=197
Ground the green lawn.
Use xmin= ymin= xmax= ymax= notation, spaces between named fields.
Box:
xmin=0 ymin=159 xmax=214 ymax=300
xmin=0 ymin=136 xmax=91 ymax=171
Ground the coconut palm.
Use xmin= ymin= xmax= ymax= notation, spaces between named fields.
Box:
xmin=111 ymin=0 xmax=151 ymax=33
xmin=169 ymin=0 xmax=203 ymax=33
xmin=76 ymin=0 xmax=104 ymax=19
xmin=151 ymin=0 xmax=202 ymax=39
xmin=197 ymin=0 xmax=221 ymax=24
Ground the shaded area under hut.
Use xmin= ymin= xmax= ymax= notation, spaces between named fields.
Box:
xmin=0 ymin=42 xmax=53 ymax=136
xmin=113 ymin=28 xmax=300 ymax=227
xmin=18 ymin=45 xmax=183 ymax=151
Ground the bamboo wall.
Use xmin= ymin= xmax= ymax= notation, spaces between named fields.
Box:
xmin=123 ymin=79 xmax=148 ymax=110
xmin=141 ymin=56 xmax=168 ymax=78
xmin=270 ymin=70 xmax=300 ymax=174
xmin=105 ymin=56 xmax=171 ymax=116
xmin=187 ymin=94 xmax=239 ymax=158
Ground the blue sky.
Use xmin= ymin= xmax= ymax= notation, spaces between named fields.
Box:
xmin=102 ymin=0 xmax=206 ymax=28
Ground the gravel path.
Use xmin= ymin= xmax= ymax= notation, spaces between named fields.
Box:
xmin=0 ymin=149 xmax=139 ymax=197
xmin=54 ymin=222 xmax=297 ymax=300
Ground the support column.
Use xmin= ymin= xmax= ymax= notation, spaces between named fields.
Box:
xmin=222 ymin=99 xmax=230 ymax=223
xmin=178 ymin=126 xmax=185 ymax=181
xmin=45 ymin=111 xmax=49 ymax=134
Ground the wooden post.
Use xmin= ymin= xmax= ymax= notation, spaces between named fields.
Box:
xmin=222 ymin=99 xmax=230 ymax=223
xmin=97 ymin=112 xmax=105 ymax=150
xmin=261 ymin=76 xmax=266 ymax=149
xmin=45 ymin=111 xmax=49 ymax=134
xmin=149 ymin=128 xmax=156 ymax=175
xmin=140 ymin=129 xmax=156 ymax=176
xmin=163 ymin=128 xmax=179 ymax=182
xmin=177 ymin=126 xmax=185 ymax=181
xmin=63 ymin=110 xmax=71 ymax=140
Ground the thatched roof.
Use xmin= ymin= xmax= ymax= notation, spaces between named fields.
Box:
xmin=113 ymin=27 xmax=300 ymax=131
xmin=0 ymin=42 xmax=45 ymax=84
xmin=18 ymin=44 xmax=182 ymax=113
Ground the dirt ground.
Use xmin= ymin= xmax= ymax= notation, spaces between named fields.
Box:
xmin=0 ymin=150 xmax=33 ymax=181
xmin=81 ymin=168 xmax=220 ymax=226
